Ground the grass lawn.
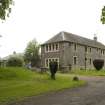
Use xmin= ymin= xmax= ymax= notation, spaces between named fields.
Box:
xmin=0 ymin=67 xmax=85 ymax=105
xmin=70 ymin=69 xmax=105 ymax=76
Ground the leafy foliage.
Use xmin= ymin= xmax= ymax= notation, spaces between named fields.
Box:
xmin=73 ymin=76 xmax=79 ymax=81
xmin=6 ymin=56 xmax=24 ymax=67
xmin=24 ymin=39 xmax=40 ymax=67
xmin=93 ymin=59 xmax=104 ymax=70
xmin=0 ymin=0 xmax=14 ymax=20
xmin=49 ymin=61 xmax=58 ymax=80
xmin=101 ymin=6 xmax=105 ymax=24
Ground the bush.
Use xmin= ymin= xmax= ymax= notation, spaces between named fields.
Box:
xmin=93 ymin=59 xmax=104 ymax=71
xmin=49 ymin=61 xmax=58 ymax=80
xmin=6 ymin=56 xmax=24 ymax=67
xmin=73 ymin=76 xmax=79 ymax=81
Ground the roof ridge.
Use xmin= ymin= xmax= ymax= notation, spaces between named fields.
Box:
xmin=61 ymin=31 xmax=65 ymax=41
xmin=42 ymin=31 xmax=105 ymax=49
xmin=63 ymin=31 xmax=94 ymax=42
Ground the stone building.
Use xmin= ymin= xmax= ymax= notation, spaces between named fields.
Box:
xmin=41 ymin=31 xmax=105 ymax=71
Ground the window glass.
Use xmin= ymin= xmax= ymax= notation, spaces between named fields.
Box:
xmin=90 ymin=58 xmax=91 ymax=65
xmin=49 ymin=44 xmax=51 ymax=51
xmin=45 ymin=59 xmax=48 ymax=67
xmin=52 ymin=44 xmax=55 ymax=50
xmin=73 ymin=57 xmax=77 ymax=65
xmin=74 ymin=44 xmax=77 ymax=51
xmin=56 ymin=44 xmax=58 ymax=50
xmin=45 ymin=45 xmax=48 ymax=52
xmin=90 ymin=48 xmax=91 ymax=52
xmin=85 ymin=46 xmax=87 ymax=52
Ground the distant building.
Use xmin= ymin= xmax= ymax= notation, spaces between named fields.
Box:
xmin=41 ymin=31 xmax=105 ymax=71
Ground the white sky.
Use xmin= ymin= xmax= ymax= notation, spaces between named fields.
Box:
xmin=0 ymin=0 xmax=105 ymax=57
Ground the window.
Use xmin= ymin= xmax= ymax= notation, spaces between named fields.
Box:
xmin=56 ymin=44 xmax=58 ymax=50
xmin=45 ymin=59 xmax=48 ymax=67
xmin=55 ymin=59 xmax=58 ymax=62
xmin=103 ymin=50 xmax=104 ymax=55
xmin=45 ymin=58 xmax=59 ymax=67
xmin=97 ymin=48 xmax=98 ymax=52
xmin=45 ymin=43 xmax=59 ymax=52
xmin=101 ymin=50 xmax=102 ymax=54
xmin=73 ymin=56 xmax=77 ymax=65
xmin=99 ymin=48 xmax=101 ymax=53
xmin=52 ymin=59 xmax=54 ymax=61
xmin=74 ymin=44 xmax=77 ymax=51
xmin=52 ymin=44 xmax=55 ymax=50
xmin=46 ymin=45 xmax=48 ymax=52
xmin=85 ymin=46 xmax=88 ymax=52
xmin=90 ymin=48 xmax=91 ymax=53
xmin=49 ymin=44 xmax=51 ymax=51
xmin=89 ymin=58 xmax=92 ymax=65
xmin=49 ymin=59 xmax=51 ymax=63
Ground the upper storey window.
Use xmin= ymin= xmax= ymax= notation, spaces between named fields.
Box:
xmin=74 ymin=43 xmax=77 ymax=51
xmin=49 ymin=44 xmax=51 ymax=51
xmin=85 ymin=46 xmax=88 ymax=53
xmin=90 ymin=47 xmax=91 ymax=53
xmin=103 ymin=50 xmax=104 ymax=55
xmin=97 ymin=48 xmax=98 ymax=52
xmin=45 ymin=43 xmax=59 ymax=52
xmin=46 ymin=45 xmax=48 ymax=51
xmin=52 ymin=44 xmax=55 ymax=50
xmin=56 ymin=44 xmax=58 ymax=50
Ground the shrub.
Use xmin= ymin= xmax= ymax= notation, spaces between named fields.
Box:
xmin=93 ymin=59 xmax=104 ymax=71
xmin=73 ymin=76 xmax=79 ymax=81
xmin=6 ymin=56 xmax=24 ymax=67
xmin=49 ymin=61 xmax=58 ymax=80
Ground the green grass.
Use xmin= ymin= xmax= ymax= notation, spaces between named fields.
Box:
xmin=70 ymin=69 xmax=105 ymax=76
xmin=0 ymin=67 xmax=85 ymax=105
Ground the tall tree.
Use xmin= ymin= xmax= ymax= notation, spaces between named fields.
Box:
xmin=0 ymin=0 xmax=14 ymax=20
xmin=101 ymin=6 xmax=105 ymax=24
xmin=24 ymin=39 xmax=40 ymax=67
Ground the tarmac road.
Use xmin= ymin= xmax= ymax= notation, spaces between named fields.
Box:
xmin=8 ymin=76 xmax=105 ymax=105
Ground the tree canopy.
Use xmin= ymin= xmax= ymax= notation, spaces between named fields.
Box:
xmin=0 ymin=0 xmax=14 ymax=20
xmin=24 ymin=39 xmax=40 ymax=67
xmin=101 ymin=6 xmax=105 ymax=24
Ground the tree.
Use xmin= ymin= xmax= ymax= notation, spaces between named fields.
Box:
xmin=101 ymin=6 xmax=105 ymax=24
xmin=93 ymin=59 xmax=104 ymax=70
xmin=6 ymin=56 xmax=24 ymax=67
xmin=24 ymin=39 xmax=40 ymax=67
xmin=0 ymin=0 xmax=14 ymax=20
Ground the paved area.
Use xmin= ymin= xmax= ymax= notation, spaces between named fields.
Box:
xmin=9 ymin=76 xmax=105 ymax=105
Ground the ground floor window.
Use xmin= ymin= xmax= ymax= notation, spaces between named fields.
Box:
xmin=73 ymin=56 xmax=77 ymax=65
xmin=89 ymin=58 xmax=92 ymax=65
xmin=45 ymin=58 xmax=59 ymax=68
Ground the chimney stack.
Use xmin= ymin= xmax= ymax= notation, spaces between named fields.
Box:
xmin=94 ymin=34 xmax=97 ymax=41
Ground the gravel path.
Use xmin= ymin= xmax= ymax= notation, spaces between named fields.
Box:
xmin=9 ymin=76 xmax=105 ymax=105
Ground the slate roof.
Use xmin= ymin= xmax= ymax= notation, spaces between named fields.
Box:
xmin=43 ymin=31 xmax=105 ymax=49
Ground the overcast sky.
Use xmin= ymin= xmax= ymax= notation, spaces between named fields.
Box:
xmin=0 ymin=0 xmax=105 ymax=57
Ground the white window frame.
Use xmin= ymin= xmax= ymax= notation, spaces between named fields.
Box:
xmin=74 ymin=43 xmax=77 ymax=51
xmin=89 ymin=47 xmax=91 ymax=53
xmin=45 ymin=59 xmax=48 ymax=67
xmin=45 ymin=45 xmax=48 ymax=52
xmin=73 ymin=56 xmax=78 ymax=65
xmin=89 ymin=58 xmax=92 ymax=65
xmin=45 ymin=58 xmax=59 ymax=68
xmin=85 ymin=46 xmax=88 ymax=53
xmin=103 ymin=50 xmax=105 ymax=55
xmin=45 ymin=43 xmax=59 ymax=53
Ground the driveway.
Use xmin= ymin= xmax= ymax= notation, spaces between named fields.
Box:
xmin=9 ymin=76 xmax=105 ymax=105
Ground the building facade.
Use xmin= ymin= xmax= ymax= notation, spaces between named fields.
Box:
xmin=41 ymin=31 xmax=105 ymax=71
